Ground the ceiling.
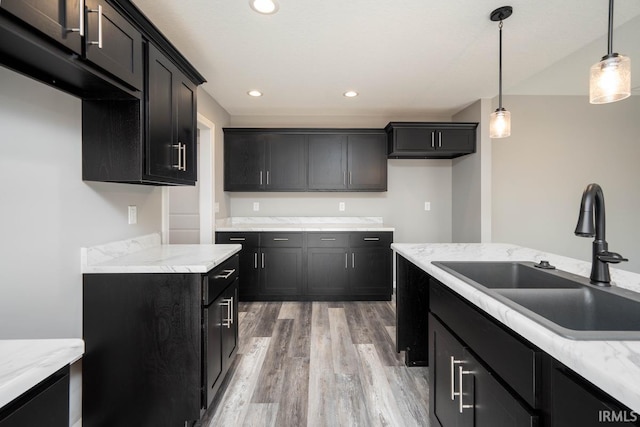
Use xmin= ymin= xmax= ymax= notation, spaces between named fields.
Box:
xmin=131 ymin=0 xmax=640 ymax=117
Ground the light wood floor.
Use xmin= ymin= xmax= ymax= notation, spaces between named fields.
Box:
xmin=198 ymin=300 xmax=430 ymax=427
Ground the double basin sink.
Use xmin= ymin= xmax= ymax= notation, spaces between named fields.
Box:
xmin=432 ymin=261 xmax=640 ymax=340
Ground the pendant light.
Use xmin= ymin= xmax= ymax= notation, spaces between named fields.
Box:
xmin=589 ymin=0 xmax=631 ymax=104
xmin=489 ymin=6 xmax=513 ymax=139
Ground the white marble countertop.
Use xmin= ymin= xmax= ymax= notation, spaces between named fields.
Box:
xmin=391 ymin=243 xmax=640 ymax=413
xmin=0 ymin=339 xmax=84 ymax=409
xmin=82 ymin=233 xmax=241 ymax=274
xmin=215 ymin=216 xmax=395 ymax=232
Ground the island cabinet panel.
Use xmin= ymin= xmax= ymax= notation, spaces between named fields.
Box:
xmin=0 ymin=366 xmax=69 ymax=427
xmin=216 ymin=231 xmax=393 ymax=301
xmin=386 ymin=122 xmax=477 ymax=159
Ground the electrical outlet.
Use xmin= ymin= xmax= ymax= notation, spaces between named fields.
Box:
xmin=214 ymin=202 xmax=220 ymax=213
xmin=253 ymin=202 xmax=260 ymax=212
xmin=424 ymin=202 xmax=431 ymax=211
xmin=339 ymin=202 xmax=346 ymax=212
xmin=128 ymin=205 xmax=137 ymax=224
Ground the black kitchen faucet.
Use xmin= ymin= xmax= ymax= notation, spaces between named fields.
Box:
xmin=574 ymin=183 xmax=628 ymax=285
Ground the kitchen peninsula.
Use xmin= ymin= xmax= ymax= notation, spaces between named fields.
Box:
xmin=393 ymin=243 xmax=640 ymax=426
xmin=81 ymin=233 xmax=241 ymax=427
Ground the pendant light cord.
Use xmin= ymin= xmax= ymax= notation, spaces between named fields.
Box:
xmin=498 ymin=20 xmax=503 ymax=110
xmin=607 ymin=0 xmax=614 ymax=57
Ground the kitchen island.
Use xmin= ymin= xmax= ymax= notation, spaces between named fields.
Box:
xmin=81 ymin=233 xmax=241 ymax=427
xmin=393 ymin=243 xmax=640 ymax=423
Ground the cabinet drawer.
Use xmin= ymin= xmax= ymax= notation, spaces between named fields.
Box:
xmin=204 ymin=255 xmax=239 ymax=304
xmin=307 ymin=232 xmax=349 ymax=247
xmin=430 ymin=279 xmax=541 ymax=409
xmin=349 ymin=232 xmax=393 ymax=247
xmin=260 ymin=232 xmax=303 ymax=247
xmin=216 ymin=232 xmax=259 ymax=247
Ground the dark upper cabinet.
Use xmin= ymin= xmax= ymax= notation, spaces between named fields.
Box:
xmin=146 ymin=43 xmax=197 ymax=184
xmin=224 ymin=131 xmax=307 ymax=191
xmin=308 ymin=134 xmax=347 ymax=190
xmin=224 ymin=129 xmax=387 ymax=192
xmin=84 ymin=0 xmax=143 ymax=91
xmin=308 ymin=132 xmax=387 ymax=191
xmin=386 ymin=122 xmax=477 ymax=159
xmin=0 ymin=0 xmax=82 ymax=54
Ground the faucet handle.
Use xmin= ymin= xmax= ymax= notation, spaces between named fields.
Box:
xmin=596 ymin=251 xmax=629 ymax=264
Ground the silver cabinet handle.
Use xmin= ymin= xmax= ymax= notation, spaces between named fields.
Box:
xmin=352 ymin=252 xmax=355 ymax=268
xmin=431 ymin=131 xmax=435 ymax=149
xmin=261 ymin=252 xmax=265 ymax=268
xmin=182 ymin=143 xmax=187 ymax=171
xmin=349 ymin=171 xmax=352 ymax=185
xmin=266 ymin=170 xmax=270 ymax=185
xmin=438 ymin=131 xmax=442 ymax=148
xmin=273 ymin=238 xmax=289 ymax=241
xmin=363 ymin=237 xmax=380 ymax=241
xmin=229 ymin=297 xmax=234 ymax=326
xmin=343 ymin=171 xmax=346 ymax=186
xmin=345 ymin=252 xmax=348 ymax=269
xmin=260 ymin=170 xmax=263 ymax=185
xmin=214 ymin=269 xmax=236 ymax=280
xmin=221 ymin=297 xmax=233 ymax=328
xmin=229 ymin=237 xmax=246 ymax=241
xmin=321 ymin=238 xmax=336 ymax=241
xmin=88 ymin=4 xmax=102 ymax=48
xmin=172 ymin=143 xmax=183 ymax=170
xmin=450 ymin=357 xmax=463 ymax=400
xmin=68 ymin=0 xmax=85 ymax=36
xmin=458 ymin=366 xmax=473 ymax=413
xmin=254 ymin=252 xmax=258 ymax=269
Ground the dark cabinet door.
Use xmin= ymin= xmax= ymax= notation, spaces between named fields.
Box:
xmin=84 ymin=0 xmax=143 ymax=90
xmin=176 ymin=76 xmax=197 ymax=183
xmin=265 ymin=133 xmax=307 ymax=190
xmin=224 ymin=133 xmax=265 ymax=191
xmin=307 ymin=248 xmax=349 ymax=296
xmin=204 ymin=296 xmax=223 ymax=408
xmin=437 ymin=128 xmax=475 ymax=153
xmin=260 ymin=248 xmax=303 ymax=296
xmin=393 ymin=127 xmax=436 ymax=154
xmin=430 ymin=314 xmax=467 ymax=427
xmin=347 ymin=133 xmax=387 ymax=191
xmin=221 ymin=280 xmax=239 ymax=373
xmin=146 ymin=43 xmax=197 ymax=184
xmin=308 ymin=134 xmax=347 ymax=190
xmin=349 ymin=247 xmax=391 ymax=295
xmin=1 ymin=0 xmax=82 ymax=54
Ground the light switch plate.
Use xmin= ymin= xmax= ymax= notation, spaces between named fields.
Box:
xmin=253 ymin=202 xmax=260 ymax=212
xmin=339 ymin=202 xmax=346 ymax=212
xmin=424 ymin=202 xmax=431 ymax=211
xmin=128 ymin=205 xmax=137 ymax=224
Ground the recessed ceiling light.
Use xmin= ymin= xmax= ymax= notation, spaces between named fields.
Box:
xmin=247 ymin=90 xmax=263 ymax=97
xmin=343 ymin=91 xmax=358 ymax=98
xmin=249 ymin=0 xmax=279 ymax=14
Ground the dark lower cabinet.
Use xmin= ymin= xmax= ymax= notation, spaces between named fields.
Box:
xmin=216 ymin=231 xmax=393 ymax=300
xmin=0 ymin=366 xmax=69 ymax=427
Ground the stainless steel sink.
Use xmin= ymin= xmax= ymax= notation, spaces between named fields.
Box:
xmin=432 ymin=261 xmax=640 ymax=340
xmin=433 ymin=261 xmax=586 ymax=289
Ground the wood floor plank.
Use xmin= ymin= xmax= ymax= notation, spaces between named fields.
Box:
xmin=328 ymin=308 xmax=359 ymax=374
xmin=357 ymin=302 xmax=404 ymax=367
xmin=208 ymin=337 xmax=271 ymax=426
xmin=252 ymin=319 xmax=294 ymax=402
xmin=384 ymin=366 xmax=431 ymax=426
xmin=344 ymin=300 xmax=373 ymax=344
xmin=335 ymin=373 xmax=371 ymax=427
xmin=277 ymin=302 xmax=299 ymax=319
xmin=252 ymin=302 xmax=283 ymax=337
xmin=241 ymin=403 xmax=279 ymax=427
xmin=355 ymin=343 xmax=405 ymax=426
xmin=287 ymin=302 xmax=312 ymax=358
xmin=275 ymin=356 xmax=310 ymax=427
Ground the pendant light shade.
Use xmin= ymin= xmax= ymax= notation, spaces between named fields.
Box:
xmin=489 ymin=6 xmax=513 ymax=139
xmin=589 ymin=0 xmax=631 ymax=104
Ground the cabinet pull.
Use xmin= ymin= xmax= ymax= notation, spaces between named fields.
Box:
xmin=321 ymin=238 xmax=336 ymax=241
xmin=266 ymin=170 xmax=270 ymax=185
xmin=343 ymin=171 xmax=346 ymax=186
xmin=431 ymin=131 xmax=435 ymax=149
xmin=88 ymin=4 xmax=103 ymax=48
xmin=450 ymin=357 xmax=463 ymax=400
xmin=260 ymin=170 xmax=263 ymax=185
xmin=172 ymin=143 xmax=183 ymax=170
xmin=345 ymin=253 xmax=348 ymax=269
xmin=349 ymin=171 xmax=352 ymax=185
xmin=67 ymin=0 xmax=85 ymax=36
xmin=458 ymin=366 xmax=474 ymax=413
xmin=352 ymin=252 xmax=355 ymax=268
xmin=261 ymin=252 xmax=265 ymax=268
xmin=182 ymin=143 xmax=187 ymax=171
xmin=254 ymin=252 xmax=258 ymax=269
xmin=229 ymin=237 xmax=246 ymax=241
xmin=214 ymin=269 xmax=236 ymax=280
xmin=438 ymin=131 xmax=442 ymax=148
xmin=273 ymin=238 xmax=289 ymax=241
xmin=221 ymin=297 xmax=233 ymax=328
xmin=363 ymin=237 xmax=380 ymax=241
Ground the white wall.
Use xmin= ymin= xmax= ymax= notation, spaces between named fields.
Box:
xmin=492 ymin=94 xmax=640 ymax=273
xmin=226 ymin=114 xmax=454 ymax=243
